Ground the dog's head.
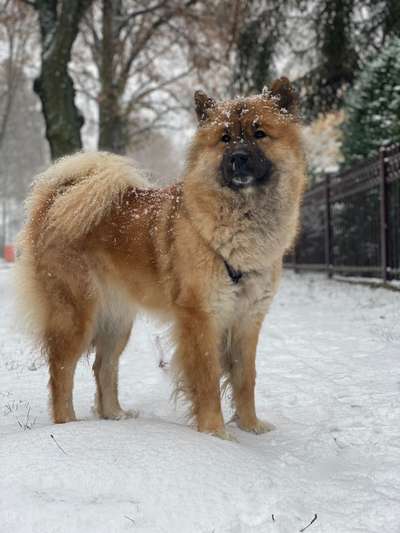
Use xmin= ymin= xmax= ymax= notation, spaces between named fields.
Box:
xmin=183 ymin=78 xmax=306 ymax=262
xmin=185 ymin=77 xmax=305 ymax=199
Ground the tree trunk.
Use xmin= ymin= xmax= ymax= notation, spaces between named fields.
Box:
xmin=33 ymin=0 xmax=91 ymax=160
xmin=98 ymin=0 xmax=127 ymax=154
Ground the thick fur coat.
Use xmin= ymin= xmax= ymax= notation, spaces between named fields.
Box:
xmin=15 ymin=78 xmax=306 ymax=438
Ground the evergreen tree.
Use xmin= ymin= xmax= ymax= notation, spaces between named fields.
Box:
xmin=341 ymin=36 xmax=400 ymax=166
xmin=231 ymin=0 xmax=289 ymax=95
xmin=294 ymin=0 xmax=400 ymax=119
xmin=297 ymin=0 xmax=358 ymax=118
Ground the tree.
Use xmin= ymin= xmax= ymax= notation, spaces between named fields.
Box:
xmin=0 ymin=1 xmax=34 ymax=151
xmin=24 ymin=0 xmax=92 ymax=159
xmin=294 ymin=0 xmax=357 ymax=118
xmin=75 ymin=0 xmax=222 ymax=154
xmin=341 ymin=36 xmax=400 ymax=165
xmin=359 ymin=0 xmax=400 ymax=50
xmin=0 ymin=68 xmax=49 ymax=246
xmin=231 ymin=0 xmax=289 ymax=95
xmin=293 ymin=0 xmax=400 ymax=119
xmin=0 ymin=0 xmax=39 ymax=250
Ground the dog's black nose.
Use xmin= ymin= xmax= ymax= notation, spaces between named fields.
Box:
xmin=230 ymin=151 xmax=249 ymax=173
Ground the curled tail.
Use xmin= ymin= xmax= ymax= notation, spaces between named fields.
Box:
xmin=24 ymin=151 xmax=150 ymax=244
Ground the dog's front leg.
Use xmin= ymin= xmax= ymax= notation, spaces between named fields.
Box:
xmin=175 ymin=308 xmax=230 ymax=439
xmin=230 ymin=317 xmax=275 ymax=434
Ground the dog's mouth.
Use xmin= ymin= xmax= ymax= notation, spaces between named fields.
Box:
xmin=230 ymin=174 xmax=255 ymax=188
xmin=221 ymin=146 xmax=273 ymax=192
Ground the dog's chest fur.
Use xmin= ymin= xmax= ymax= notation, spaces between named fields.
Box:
xmin=210 ymin=266 xmax=274 ymax=329
xmin=203 ymin=198 xmax=280 ymax=327
xmin=205 ymin=190 xmax=283 ymax=274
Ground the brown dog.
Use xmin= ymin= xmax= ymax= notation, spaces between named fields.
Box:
xmin=15 ymin=78 xmax=306 ymax=439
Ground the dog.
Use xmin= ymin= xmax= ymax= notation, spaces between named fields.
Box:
xmin=15 ymin=77 xmax=306 ymax=439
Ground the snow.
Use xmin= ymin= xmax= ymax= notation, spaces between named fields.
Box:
xmin=1 ymin=263 xmax=400 ymax=533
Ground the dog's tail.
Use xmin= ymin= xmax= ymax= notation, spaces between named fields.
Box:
xmin=14 ymin=151 xmax=149 ymax=340
xmin=23 ymin=151 xmax=150 ymax=244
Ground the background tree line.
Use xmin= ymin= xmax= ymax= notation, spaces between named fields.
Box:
xmin=1 ymin=0 xmax=399 ymax=249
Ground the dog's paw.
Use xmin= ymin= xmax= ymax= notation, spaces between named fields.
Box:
xmin=54 ymin=415 xmax=77 ymax=424
xmin=211 ymin=428 xmax=238 ymax=442
xmin=103 ymin=408 xmax=139 ymax=421
xmin=237 ymin=418 xmax=275 ymax=435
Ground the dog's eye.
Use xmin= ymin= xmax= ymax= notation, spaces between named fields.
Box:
xmin=221 ymin=133 xmax=231 ymax=143
xmin=254 ymin=130 xmax=267 ymax=139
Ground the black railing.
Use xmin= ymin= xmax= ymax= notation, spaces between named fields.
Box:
xmin=285 ymin=144 xmax=400 ymax=282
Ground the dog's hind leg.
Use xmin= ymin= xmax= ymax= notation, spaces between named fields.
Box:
xmin=93 ymin=315 xmax=135 ymax=420
xmin=48 ymin=338 xmax=82 ymax=423
xmin=46 ymin=305 xmax=94 ymax=424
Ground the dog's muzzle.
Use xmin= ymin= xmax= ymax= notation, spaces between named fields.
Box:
xmin=221 ymin=146 xmax=273 ymax=190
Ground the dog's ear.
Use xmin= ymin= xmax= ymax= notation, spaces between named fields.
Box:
xmin=194 ymin=90 xmax=216 ymax=122
xmin=269 ymin=77 xmax=298 ymax=114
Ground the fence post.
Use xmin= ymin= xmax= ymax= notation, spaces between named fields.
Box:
xmin=324 ymin=174 xmax=332 ymax=278
xmin=379 ymin=147 xmax=389 ymax=282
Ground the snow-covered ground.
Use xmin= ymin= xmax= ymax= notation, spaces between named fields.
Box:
xmin=1 ymin=262 xmax=400 ymax=533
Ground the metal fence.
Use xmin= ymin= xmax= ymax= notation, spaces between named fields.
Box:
xmin=285 ymin=144 xmax=400 ymax=282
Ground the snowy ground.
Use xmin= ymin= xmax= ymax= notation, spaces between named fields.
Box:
xmin=1 ymin=262 xmax=400 ymax=533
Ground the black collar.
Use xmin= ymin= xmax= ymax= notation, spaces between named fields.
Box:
xmin=224 ymin=259 xmax=243 ymax=284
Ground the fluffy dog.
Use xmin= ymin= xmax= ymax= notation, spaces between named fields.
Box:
xmin=15 ymin=77 xmax=306 ymax=439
